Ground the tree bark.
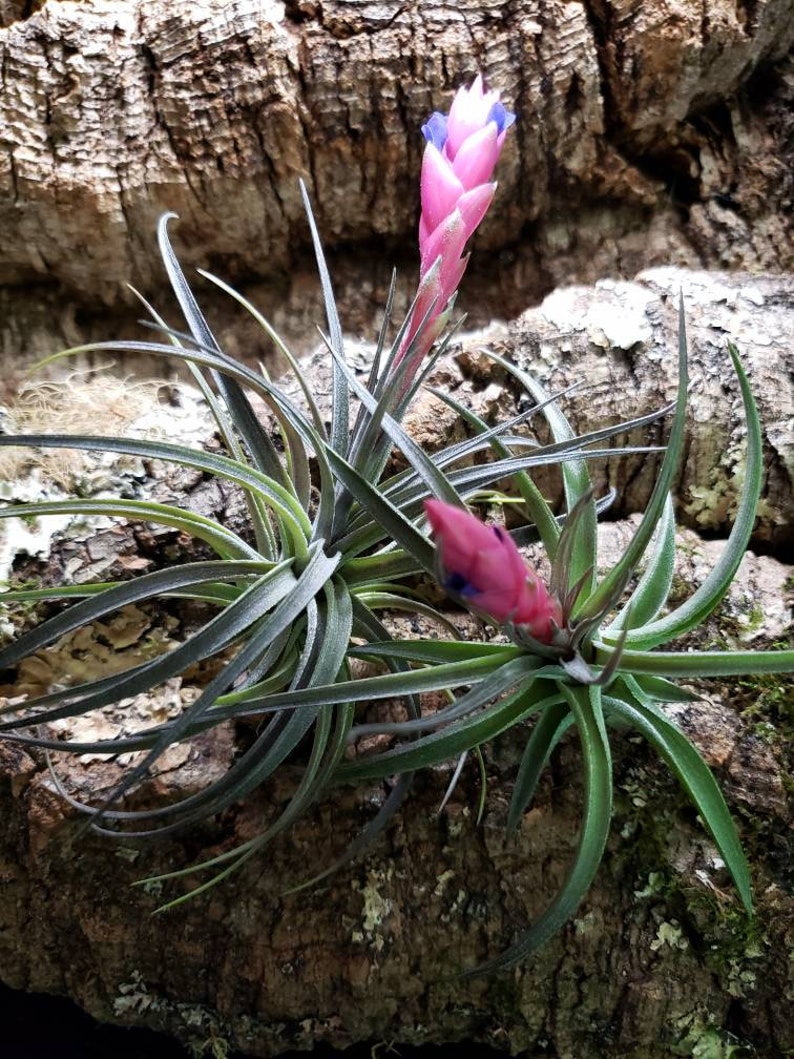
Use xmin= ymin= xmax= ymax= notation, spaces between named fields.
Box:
xmin=0 ymin=267 xmax=793 ymax=1057
xmin=2 ymin=0 xmax=793 ymax=1050
xmin=0 ymin=526 xmax=791 ymax=1059
xmin=1 ymin=1 xmax=793 ymax=370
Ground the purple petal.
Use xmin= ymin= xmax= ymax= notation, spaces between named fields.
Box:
xmin=445 ymin=572 xmax=478 ymax=597
xmin=421 ymin=112 xmax=448 ymax=150
xmin=487 ymin=101 xmax=515 ymax=135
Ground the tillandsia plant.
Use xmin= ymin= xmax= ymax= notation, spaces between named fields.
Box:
xmin=0 ymin=75 xmax=791 ymax=976
xmin=0 ymin=75 xmax=641 ymax=894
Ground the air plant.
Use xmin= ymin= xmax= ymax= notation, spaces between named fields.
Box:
xmin=0 ymin=75 xmax=791 ymax=975
xmin=0 ymin=73 xmax=621 ymax=894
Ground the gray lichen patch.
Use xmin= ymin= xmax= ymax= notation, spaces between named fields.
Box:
xmin=352 ymin=866 xmax=395 ymax=952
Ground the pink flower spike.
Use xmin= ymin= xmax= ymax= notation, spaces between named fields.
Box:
xmin=419 ymin=210 xmax=467 ymax=279
xmin=391 ymin=74 xmax=513 ymax=383
xmin=456 ymin=183 xmax=496 ymax=241
xmin=418 ymin=213 xmax=430 ymax=248
xmin=395 ymin=258 xmax=442 ymax=362
xmin=468 ymin=585 xmax=522 ymax=621
xmin=513 ymin=578 xmax=564 ymax=642
xmin=437 ymin=253 xmax=468 ymax=308
xmin=418 ymin=186 xmax=493 ymax=319
xmin=445 ymin=75 xmax=499 ymax=159
xmin=411 ymin=260 xmax=442 ymax=322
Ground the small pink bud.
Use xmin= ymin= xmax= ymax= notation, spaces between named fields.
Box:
xmin=425 ymin=500 xmax=562 ymax=644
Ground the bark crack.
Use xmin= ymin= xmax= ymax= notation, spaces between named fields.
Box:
xmin=136 ymin=28 xmax=203 ymax=210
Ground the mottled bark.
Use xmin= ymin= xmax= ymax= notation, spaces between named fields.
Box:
xmin=1 ymin=0 xmax=793 ymax=370
xmin=468 ymin=265 xmax=794 ymax=549
xmin=286 ymin=267 xmax=794 ymax=550
xmin=0 ymin=522 xmax=791 ymax=1059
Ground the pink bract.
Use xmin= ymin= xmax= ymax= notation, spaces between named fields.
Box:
xmin=424 ymin=500 xmax=562 ymax=644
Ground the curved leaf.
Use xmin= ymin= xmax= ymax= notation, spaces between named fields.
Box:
xmin=467 ymin=683 xmax=612 ymax=975
xmin=506 ymin=696 xmax=571 ymax=832
xmin=73 ymin=545 xmax=341 ymax=825
xmin=0 ymin=560 xmax=270 ymax=670
xmin=300 ymin=181 xmax=348 ymax=457
xmin=0 ymin=495 xmax=258 ymax=561
xmin=483 ymin=350 xmax=596 ymax=596
xmin=603 ymin=647 xmax=794 ymax=680
xmin=616 ymin=343 xmax=763 ymax=649
xmin=0 ymin=562 xmax=299 ymax=732
xmin=577 ymin=297 xmax=689 ymax=625
xmin=604 ymin=492 xmax=676 ymax=635
xmin=605 ymin=691 xmax=752 ymax=913
xmin=339 ymin=674 xmax=556 ymax=781
xmin=0 ymin=433 xmax=311 ymax=551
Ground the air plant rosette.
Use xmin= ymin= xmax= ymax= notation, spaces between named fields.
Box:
xmin=0 ymin=75 xmax=792 ymax=976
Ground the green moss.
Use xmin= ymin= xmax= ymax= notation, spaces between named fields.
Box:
xmin=734 ymin=665 xmax=794 ymax=807
xmin=737 ymin=668 xmax=794 ymax=728
xmin=684 ymin=889 xmax=766 ymax=998
xmin=610 ymin=734 xmax=771 ymax=1005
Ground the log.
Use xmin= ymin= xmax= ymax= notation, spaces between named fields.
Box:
xmin=1 ymin=1 xmax=793 ymax=371
xmin=0 ymin=522 xmax=790 ymax=1058
xmin=0 ymin=266 xmax=792 ymax=1057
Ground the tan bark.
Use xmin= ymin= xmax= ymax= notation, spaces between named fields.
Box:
xmin=1 ymin=0 xmax=793 ymax=369
xmin=472 ymin=265 xmax=794 ymax=549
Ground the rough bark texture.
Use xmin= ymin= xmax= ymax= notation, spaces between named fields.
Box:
xmin=0 ymin=524 xmax=791 ymax=1059
xmin=1 ymin=0 xmax=794 ymax=373
xmin=1 ymin=2 xmax=794 ymax=1054
xmin=0 ymin=268 xmax=793 ymax=1058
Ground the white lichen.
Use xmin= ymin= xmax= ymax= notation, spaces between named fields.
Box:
xmin=651 ymin=920 xmax=689 ymax=952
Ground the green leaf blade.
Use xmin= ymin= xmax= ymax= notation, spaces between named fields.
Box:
xmin=467 ymin=683 xmax=613 ymax=975
xmin=618 ymin=343 xmax=764 ymax=649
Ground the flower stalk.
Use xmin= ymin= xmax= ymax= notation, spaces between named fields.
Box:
xmin=394 ymin=75 xmax=515 ymax=377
